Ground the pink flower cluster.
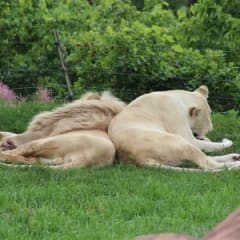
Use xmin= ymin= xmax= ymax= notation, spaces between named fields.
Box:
xmin=0 ymin=82 xmax=17 ymax=102
xmin=0 ymin=82 xmax=52 ymax=103
xmin=35 ymin=87 xmax=52 ymax=102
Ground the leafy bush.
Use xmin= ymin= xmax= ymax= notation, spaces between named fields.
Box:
xmin=178 ymin=0 xmax=240 ymax=61
xmin=0 ymin=0 xmax=239 ymax=110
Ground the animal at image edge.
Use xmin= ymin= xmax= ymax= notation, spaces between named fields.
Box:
xmin=134 ymin=208 xmax=240 ymax=240
xmin=0 ymin=92 xmax=126 ymax=169
xmin=108 ymin=85 xmax=240 ymax=171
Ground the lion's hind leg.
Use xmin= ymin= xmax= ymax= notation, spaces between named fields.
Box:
xmin=49 ymin=161 xmax=87 ymax=169
xmin=211 ymin=154 xmax=240 ymax=163
xmin=163 ymin=136 xmax=240 ymax=170
xmin=143 ymin=157 xmax=240 ymax=172
xmin=0 ymin=151 xmax=38 ymax=165
xmin=0 ymin=137 xmax=63 ymax=166
xmin=0 ymin=132 xmax=115 ymax=169
xmin=119 ymin=129 xmax=240 ymax=171
xmin=49 ymin=153 xmax=114 ymax=170
xmin=160 ymin=134 xmax=240 ymax=170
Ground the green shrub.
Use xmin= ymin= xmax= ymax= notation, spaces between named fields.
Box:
xmin=0 ymin=0 xmax=239 ymax=110
xmin=178 ymin=0 xmax=240 ymax=61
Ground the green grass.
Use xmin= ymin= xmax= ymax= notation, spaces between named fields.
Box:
xmin=0 ymin=101 xmax=58 ymax=132
xmin=0 ymin=165 xmax=240 ymax=240
xmin=0 ymin=103 xmax=240 ymax=240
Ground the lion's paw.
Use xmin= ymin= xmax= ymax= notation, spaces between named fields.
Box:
xmin=227 ymin=161 xmax=240 ymax=170
xmin=0 ymin=139 xmax=16 ymax=151
xmin=222 ymin=138 xmax=233 ymax=148
xmin=232 ymin=154 xmax=240 ymax=162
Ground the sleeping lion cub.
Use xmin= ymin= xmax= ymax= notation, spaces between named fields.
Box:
xmin=108 ymin=86 xmax=240 ymax=171
xmin=0 ymin=92 xmax=126 ymax=169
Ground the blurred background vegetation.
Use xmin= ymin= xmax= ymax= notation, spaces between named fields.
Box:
xmin=0 ymin=0 xmax=240 ymax=110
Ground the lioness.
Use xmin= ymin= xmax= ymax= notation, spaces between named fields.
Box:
xmin=108 ymin=86 xmax=240 ymax=171
xmin=0 ymin=92 xmax=126 ymax=169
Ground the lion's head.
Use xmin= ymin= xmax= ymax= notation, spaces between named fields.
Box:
xmin=189 ymin=86 xmax=213 ymax=139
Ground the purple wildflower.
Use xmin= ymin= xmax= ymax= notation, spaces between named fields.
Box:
xmin=36 ymin=87 xmax=52 ymax=102
xmin=0 ymin=82 xmax=17 ymax=103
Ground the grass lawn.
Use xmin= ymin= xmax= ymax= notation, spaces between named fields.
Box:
xmin=0 ymin=164 xmax=240 ymax=240
xmin=0 ymin=103 xmax=240 ymax=240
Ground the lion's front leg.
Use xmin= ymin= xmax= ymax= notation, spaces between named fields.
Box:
xmin=0 ymin=131 xmax=45 ymax=151
xmin=194 ymin=138 xmax=232 ymax=152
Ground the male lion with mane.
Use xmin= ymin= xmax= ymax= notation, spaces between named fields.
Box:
xmin=108 ymin=86 xmax=240 ymax=171
xmin=0 ymin=91 xmax=126 ymax=169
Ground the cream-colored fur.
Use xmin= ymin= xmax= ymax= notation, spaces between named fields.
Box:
xmin=108 ymin=86 xmax=240 ymax=171
xmin=0 ymin=92 xmax=126 ymax=169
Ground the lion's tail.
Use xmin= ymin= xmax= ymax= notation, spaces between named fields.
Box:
xmin=0 ymin=154 xmax=233 ymax=172
xmin=144 ymin=162 xmax=232 ymax=172
xmin=0 ymin=162 xmax=33 ymax=168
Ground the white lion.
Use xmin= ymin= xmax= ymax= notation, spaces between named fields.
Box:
xmin=0 ymin=91 xmax=126 ymax=169
xmin=108 ymin=86 xmax=240 ymax=171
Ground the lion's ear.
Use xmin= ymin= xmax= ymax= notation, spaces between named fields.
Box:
xmin=189 ymin=107 xmax=201 ymax=117
xmin=195 ymin=85 xmax=208 ymax=98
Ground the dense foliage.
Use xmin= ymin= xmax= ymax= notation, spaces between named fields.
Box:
xmin=0 ymin=0 xmax=240 ymax=109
